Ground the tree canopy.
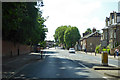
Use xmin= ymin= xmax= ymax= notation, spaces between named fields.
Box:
xmin=64 ymin=26 xmax=80 ymax=48
xmin=85 ymin=28 xmax=92 ymax=34
xmin=2 ymin=2 xmax=46 ymax=45
xmin=54 ymin=25 xmax=67 ymax=44
xmin=54 ymin=25 xmax=80 ymax=49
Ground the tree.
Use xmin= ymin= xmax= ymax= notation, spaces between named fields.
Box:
xmin=2 ymin=2 xmax=46 ymax=45
xmin=54 ymin=25 xmax=81 ymax=48
xmin=54 ymin=25 xmax=67 ymax=44
xmin=64 ymin=26 xmax=80 ymax=49
xmin=85 ymin=28 xmax=92 ymax=34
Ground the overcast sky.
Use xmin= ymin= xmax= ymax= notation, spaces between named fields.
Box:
xmin=41 ymin=0 xmax=119 ymax=40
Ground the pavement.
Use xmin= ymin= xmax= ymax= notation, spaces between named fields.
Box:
xmin=77 ymin=51 xmax=120 ymax=60
xmin=77 ymin=51 xmax=120 ymax=79
xmin=2 ymin=50 xmax=120 ymax=79
xmin=2 ymin=52 xmax=45 ymax=78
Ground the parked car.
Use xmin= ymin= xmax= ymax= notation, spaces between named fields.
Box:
xmin=69 ymin=48 xmax=75 ymax=53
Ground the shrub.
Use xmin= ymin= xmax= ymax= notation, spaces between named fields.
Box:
xmin=102 ymin=48 xmax=110 ymax=54
xmin=95 ymin=44 xmax=101 ymax=53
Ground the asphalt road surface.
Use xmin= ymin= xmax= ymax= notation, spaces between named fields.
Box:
xmin=12 ymin=48 xmax=112 ymax=79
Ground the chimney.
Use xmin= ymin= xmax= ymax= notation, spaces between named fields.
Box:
xmin=114 ymin=11 xmax=117 ymax=23
xmin=92 ymin=28 xmax=96 ymax=33
xmin=105 ymin=17 xmax=108 ymax=26
xmin=110 ymin=13 xmax=112 ymax=25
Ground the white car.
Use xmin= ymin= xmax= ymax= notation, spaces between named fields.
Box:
xmin=46 ymin=47 xmax=49 ymax=49
xmin=69 ymin=48 xmax=75 ymax=53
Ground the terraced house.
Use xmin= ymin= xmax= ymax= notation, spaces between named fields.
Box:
xmin=80 ymin=28 xmax=101 ymax=52
xmin=102 ymin=11 xmax=120 ymax=54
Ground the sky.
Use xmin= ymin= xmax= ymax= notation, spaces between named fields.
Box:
xmin=41 ymin=0 xmax=119 ymax=40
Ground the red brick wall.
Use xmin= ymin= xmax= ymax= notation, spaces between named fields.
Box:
xmin=2 ymin=40 xmax=31 ymax=57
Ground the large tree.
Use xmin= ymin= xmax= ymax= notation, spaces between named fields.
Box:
xmin=54 ymin=25 xmax=67 ymax=44
xmin=2 ymin=2 xmax=46 ymax=45
xmin=54 ymin=25 xmax=80 ymax=48
xmin=64 ymin=26 xmax=80 ymax=48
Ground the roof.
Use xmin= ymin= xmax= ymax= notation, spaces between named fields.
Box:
xmin=80 ymin=31 xmax=101 ymax=41
xmin=117 ymin=13 xmax=120 ymax=16
xmin=102 ymin=26 xmax=108 ymax=30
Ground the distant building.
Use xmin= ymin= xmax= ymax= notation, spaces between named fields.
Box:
xmin=46 ymin=40 xmax=54 ymax=48
xmin=80 ymin=29 xmax=101 ymax=52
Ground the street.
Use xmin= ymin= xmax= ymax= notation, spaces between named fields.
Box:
xmin=2 ymin=1 xmax=120 ymax=80
xmin=9 ymin=48 xmax=117 ymax=79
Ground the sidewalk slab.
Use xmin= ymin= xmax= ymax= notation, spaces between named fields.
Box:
xmin=2 ymin=52 xmax=44 ymax=78
xmin=77 ymin=51 xmax=120 ymax=78
xmin=77 ymin=51 xmax=120 ymax=60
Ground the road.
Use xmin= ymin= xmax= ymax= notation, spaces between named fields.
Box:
xmin=11 ymin=48 xmax=116 ymax=79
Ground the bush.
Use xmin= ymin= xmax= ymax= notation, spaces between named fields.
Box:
xmin=106 ymin=44 xmax=111 ymax=54
xmin=102 ymin=48 xmax=110 ymax=54
xmin=95 ymin=44 xmax=101 ymax=53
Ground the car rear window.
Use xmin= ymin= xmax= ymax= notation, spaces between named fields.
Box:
xmin=70 ymin=48 xmax=74 ymax=50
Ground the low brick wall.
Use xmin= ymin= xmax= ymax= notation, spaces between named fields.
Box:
xmin=2 ymin=40 xmax=31 ymax=57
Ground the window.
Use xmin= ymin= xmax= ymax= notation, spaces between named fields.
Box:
xmin=105 ymin=32 xmax=107 ymax=40
xmin=114 ymin=32 xmax=116 ymax=38
xmin=90 ymin=43 xmax=92 ymax=46
xmin=117 ymin=16 xmax=120 ymax=23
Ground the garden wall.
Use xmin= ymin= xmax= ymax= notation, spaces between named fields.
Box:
xmin=2 ymin=40 xmax=31 ymax=57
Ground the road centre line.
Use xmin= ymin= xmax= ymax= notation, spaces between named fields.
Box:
xmin=78 ymin=62 xmax=89 ymax=69
xmin=70 ymin=59 xmax=89 ymax=69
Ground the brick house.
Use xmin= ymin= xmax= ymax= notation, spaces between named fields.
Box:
xmin=80 ymin=30 xmax=101 ymax=52
xmin=102 ymin=11 xmax=120 ymax=50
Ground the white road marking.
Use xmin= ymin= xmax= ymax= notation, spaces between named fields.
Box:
xmin=102 ymin=76 xmax=109 ymax=80
xmin=78 ymin=62 xmax=89 ymax=69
